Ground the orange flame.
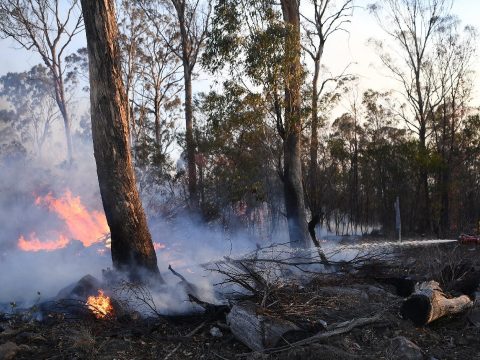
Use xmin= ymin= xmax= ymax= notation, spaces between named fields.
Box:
xmin=18 ymin=233 xmax=69 ymax=252
xmin=153 ymin=242 xmax=166 ymax=250
xmin=18 ymin=191 xmax=110 ymax=251
xmin=86 ymin=290 xmax=113 ymax=319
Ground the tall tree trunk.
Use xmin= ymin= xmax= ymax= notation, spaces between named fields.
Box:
xmin=439 ymin=166 xmax=450 ymax=238
xmin=53 ymin=73 xmax=73 ymax=164
xmin=281 ymin=0 xmax=310 ymax=248
xmin=81 ymin=0 xmax=162 ymax=281
xmin=154 ymin=92 xmax=161 ymax=145
xmin=173 ymin=0 xmax=198 ymax=205
xmin=308 ymin=59 xmax=321 ymax=215
xmin=419 ymin=125 xmax=431 ymax=234
xmin=184 ymin=67 xmax=197 ymax=204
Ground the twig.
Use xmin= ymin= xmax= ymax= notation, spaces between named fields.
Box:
xmin=162 ymin=321 xmax=206 ymax=359
xmin=164 ymin=343 xmax=181 ymax=360
xmin=187 ymin=320 xmax=207 ymax=337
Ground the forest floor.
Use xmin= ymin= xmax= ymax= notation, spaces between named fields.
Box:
xmin=1 ymin=242 xmax=480 ymax=359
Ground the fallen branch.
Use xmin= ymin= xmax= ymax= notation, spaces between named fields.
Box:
xmin=265 ymin=313 xmax=383 ymax=353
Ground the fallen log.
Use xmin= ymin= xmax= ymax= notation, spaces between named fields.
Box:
xmin=400 ymin=281 xmax=473 ymax=326
xmin=226 ymin=301 xmax=303 ymax=351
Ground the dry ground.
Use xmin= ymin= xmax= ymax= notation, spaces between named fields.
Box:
xmin=1 ymin=243 xmax=480 ymax=359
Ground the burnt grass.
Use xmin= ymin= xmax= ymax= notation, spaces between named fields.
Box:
xmin=1 ymin=243 xmax=480 ymax=359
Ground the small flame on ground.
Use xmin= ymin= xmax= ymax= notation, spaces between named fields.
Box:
xmin=86 ymin=290 xmax=113 ymax=319
xmin=18 ymin=190 xmax=110 ymax=252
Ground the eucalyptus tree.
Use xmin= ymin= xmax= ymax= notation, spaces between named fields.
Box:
xmin=140 ymin=0 xmax=212 ymax=206
xmin=369 ymin=0 xmax=453 ymax=234
xmin=301 ymin=0 xmax=354 ymax=228
xmin=204 ymin=0 xmax=319 ymax=249
xmin=429 ymin=21 xmax=477 ymax=237
xmin=0 ymin=65 xmax=57 ymax=157
xmin=81 ymin=0 xmax=162 ymax=281
xmin=0 ymin=0 xmax=84 ymax=164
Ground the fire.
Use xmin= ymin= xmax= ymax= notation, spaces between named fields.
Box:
xmin=86 ymin=290 xmax=113 ymax=319
xmin=153 ymin=242 xmax=166 ymax=250
xmin=18 ymin=190 xmax=110 ymax=251
xmin=18 ymin=233 xmax=69 ymax=252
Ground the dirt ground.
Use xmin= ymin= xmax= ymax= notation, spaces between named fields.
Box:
xmin=1 ymin=243 xmax=480 ymax=359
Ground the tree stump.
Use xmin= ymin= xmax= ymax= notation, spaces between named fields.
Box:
xmin=401 ymin=281 xmax=473 ymax=326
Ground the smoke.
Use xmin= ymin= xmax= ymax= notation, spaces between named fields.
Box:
xmin=0 ymin=135 xmax=109 ymax=304
xmin=0 ymin=103 xmax=353 ymax=316
xmin=0 ymin=123 xmax=263 ymax=313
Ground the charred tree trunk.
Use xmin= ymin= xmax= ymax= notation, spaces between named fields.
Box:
xmin=281 ymin=0 xmax=310 ymax=248
xmin=401 ymin=281 xmax=472 ymax=326
xmin=81 ymin=0 xmax=162 ymax=281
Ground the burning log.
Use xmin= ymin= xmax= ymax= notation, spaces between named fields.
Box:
xmin=400 ymin=281 xmax=473 ymax=326
xmin=226 ymin=301 xmax=303 ymax=352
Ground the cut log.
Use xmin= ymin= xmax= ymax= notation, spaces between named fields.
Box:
xmin=400 ymin=281 xmax=473 ymax=326
xmin=226 ymin=301 xmax=302 ymax=351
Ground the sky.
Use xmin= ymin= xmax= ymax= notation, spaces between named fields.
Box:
xmin=321 ymin=0 xmax=480 ymax=108
xmin=0 ymin=0 xmax=479 ymax=109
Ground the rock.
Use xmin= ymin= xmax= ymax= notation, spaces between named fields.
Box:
xmin=0 ymin=341 xmax=20 ymax=360
xmin=209 ymin=327 xmax=223 ymax=338
xmin=387 ymin=336 xmax=423 ymax=360
xmin=55 ymin=274 xmax=102 ymax=301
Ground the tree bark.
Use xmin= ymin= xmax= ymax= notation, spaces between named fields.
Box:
xmin=81 ymin=0 xmax=162 ymax=281
xmin=281 ymin=0 xmax=310 ymax=248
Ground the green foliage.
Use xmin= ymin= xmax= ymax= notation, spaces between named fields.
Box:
xmin=202 ymin=0 xmax=242 ymax=72
xmin=196 ymin=81 xmax=282 ymax=222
